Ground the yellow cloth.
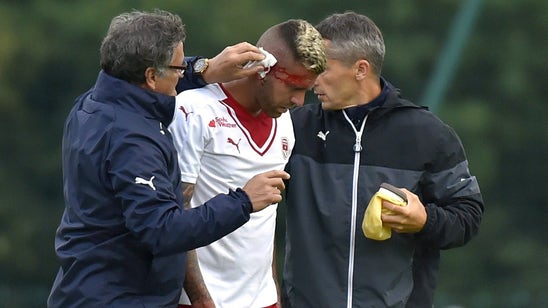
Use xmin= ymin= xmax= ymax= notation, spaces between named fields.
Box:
xmin=362 ymin=187 xmax=407 ymax=241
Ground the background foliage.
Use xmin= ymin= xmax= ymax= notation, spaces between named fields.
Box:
xmin=0 ymin=0 xmax=546 ymax=307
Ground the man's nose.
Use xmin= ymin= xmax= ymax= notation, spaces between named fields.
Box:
xmin=291 ymin=91 xmax=307 ymax=106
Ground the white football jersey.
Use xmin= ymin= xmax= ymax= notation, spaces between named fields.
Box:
xmin=169 ymin=83 xmax=294 ymax=307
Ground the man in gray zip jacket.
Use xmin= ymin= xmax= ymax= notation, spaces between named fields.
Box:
xmin=282 ymin=11 xmax=484 ymax=308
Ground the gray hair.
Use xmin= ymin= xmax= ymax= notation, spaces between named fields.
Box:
xmin=100 ymin=9 xmax=186 ymax=84
xmin=316 ymin=11 xmax=385 ymax=76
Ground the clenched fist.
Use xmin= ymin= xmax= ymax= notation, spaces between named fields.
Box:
xmin=242 ymin=170 xmax=290 ymax=212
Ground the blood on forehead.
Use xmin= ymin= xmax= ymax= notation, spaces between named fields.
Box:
xmin=270 ymin=65 xmax=315 ymax=89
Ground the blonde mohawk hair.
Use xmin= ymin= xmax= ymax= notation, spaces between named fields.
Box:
xmin=294 ymin=19 xmax=326 ymax=74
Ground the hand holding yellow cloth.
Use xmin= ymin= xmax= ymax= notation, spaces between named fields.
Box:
xmin=362 ymin=183 xmax=408 ymax=241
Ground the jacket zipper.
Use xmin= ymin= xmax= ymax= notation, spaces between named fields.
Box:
xmin=342 ymin=110 xmax=368 ymax=308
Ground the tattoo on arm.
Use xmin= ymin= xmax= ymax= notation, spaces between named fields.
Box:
xmin=184 ymin=250 xmax=213 ymax=304
xmin=181 ymin=182 xmax=213 ymax=304
xmin=181 ymin=182 xmax=195 ymax=210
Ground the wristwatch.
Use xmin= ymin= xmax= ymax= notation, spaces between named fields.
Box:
xmin=193 ymin=57 xmax=209 ymax=75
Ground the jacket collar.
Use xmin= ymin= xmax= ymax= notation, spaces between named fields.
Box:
xmin=381 ymin=77 xmax=425 ymax=110
xmin=91 ymin=71 xmax=176 ymax=126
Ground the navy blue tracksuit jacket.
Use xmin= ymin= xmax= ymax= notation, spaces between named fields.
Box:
xmin=48 ymin=70 xmax=252 ymax=307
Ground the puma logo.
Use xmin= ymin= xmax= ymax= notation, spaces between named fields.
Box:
xmin=317 ymin=130 xmax=330 ymax=141
xmin=179 ymin=106 xmax=193 ymax=120
xmin=135 ymin=176 xmax=156 ymax=191
xmin=227 ymin=137 xmax=241 ymax=153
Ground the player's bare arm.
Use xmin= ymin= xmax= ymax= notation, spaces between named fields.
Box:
xmin=181 ymin=182 xmax=215 ymax=307
xmin=181 ymin=182 xmax=195 ymax=210
xmin=184 ymin=250 xmax=215 ymax=308
xmin=272 ymin=241 xmax=282 ymax=308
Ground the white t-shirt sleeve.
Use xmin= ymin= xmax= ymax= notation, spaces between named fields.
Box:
xmin=169 ymin=93 xmax=208 ymax=184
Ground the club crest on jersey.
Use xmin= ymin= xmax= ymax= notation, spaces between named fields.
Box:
xmin=281 ymin=137 xmax=289 ymax=159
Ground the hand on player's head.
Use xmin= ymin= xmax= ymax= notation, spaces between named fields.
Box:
xmin=203 ymin=42 xmax=266 ymax=83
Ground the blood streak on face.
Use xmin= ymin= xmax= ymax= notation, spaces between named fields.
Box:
xmin=269 ymin=65 xmax=315 ymax=89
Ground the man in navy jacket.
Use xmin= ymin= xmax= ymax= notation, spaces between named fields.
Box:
xmin=48 ymin=9 xmax=288 ymax=307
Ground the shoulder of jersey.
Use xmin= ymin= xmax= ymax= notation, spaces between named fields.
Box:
xmin=176 ymin=85 xmax=225 ymax=107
